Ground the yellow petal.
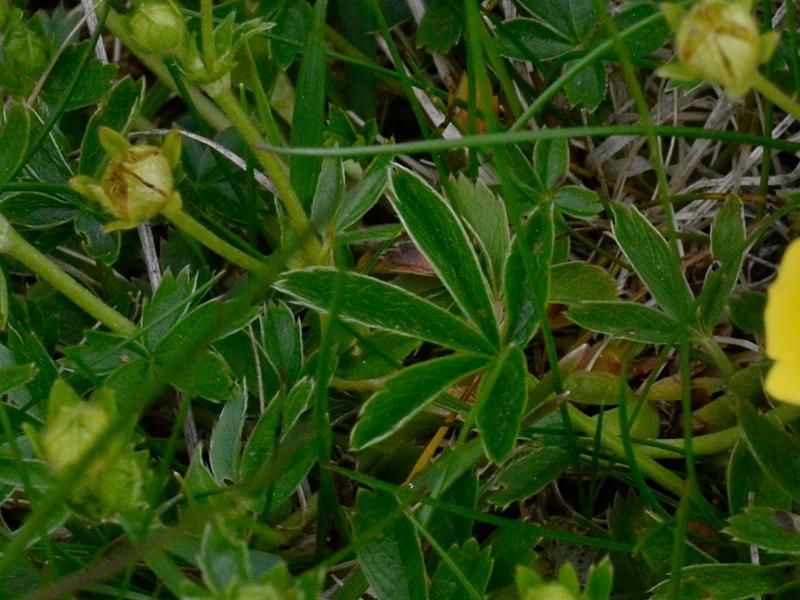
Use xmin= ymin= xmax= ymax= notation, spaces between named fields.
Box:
xmin=765 ymin=239 xmax=800 ymax=362
xmin=765 ymin=359 xmax=800 ymax=405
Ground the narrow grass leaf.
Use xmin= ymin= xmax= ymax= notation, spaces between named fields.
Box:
xmin=277 ymin=268 xmax=494 ymax=354
xmin=353 ymin=489 xmax=428 ymax=600
xmin=350 ymin=354 xmax=488 ymax=450
xmin=290 ymin=0 xmax=328 ymax=208
xmin=612 ymin=204 xmax=692 ymax=319
xmin=739 ymin=401 xmax=800 ymax=504
xmin=476 ymin=346 xmax=527 ymax=463
xmin=566 ymin=301 xmax=681 ymax=344
xmin=391 ymin=168 xmax=499 ymax=346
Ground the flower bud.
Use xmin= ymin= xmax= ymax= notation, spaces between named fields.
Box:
xmin=40 ymin=380 xmax=117 ymax=474
xmin=70 ymin=128 xmax=182 ymax=230
xmin=129 ymin=0 xmax=187 ymax=58
xmin=3 ymin=24 xmax=49 ymax=77
xmin=659 ymin=0 xmax=779 ymax=99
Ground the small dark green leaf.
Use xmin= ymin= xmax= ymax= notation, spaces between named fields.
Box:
xmin=0 ymin=364 xmax=37 ymax=397
xmin=584 ymin=556 xmax=613 ymax=600
xmin=41 ymin=42 xmax=118 ymax=111
xmin=533 ymin=136 xmax=568 ymax=190
xmin=417 ymin=0 xmax=463 ymax=53
xmin=517 ymin=0 xmax=597 ymax=41
xmin=277 ymin=268 xmax=494 ymax=354
xmin=726 ymin=437 xmax=791 ymax=513
xmin=80 ymin=77 xmax=145 ymax=176
xmin=290 ymin=0 xmax=328 ymax=208
xmin=351 ymin=354 xmax=489 ymax=450
xmin=166 ymin=351 xmax=232 ymax=402
xmin=263 ymin=302 xmax=304 ymax=390
xmin=334 ymin=155 xmax=390 ymax=231
xmin=727 ymin=507 xmax=800 ymax=555
xmin=729 ymin=290 xmax=766 ymax=335
xmin=550 ymin=262 xmax=618 ymax=304
xmin=353 ymin=489 xmax=428 ymax=600
xmin=310 ymin=158 xmax=344 ymax=235
xmin=141 ymin=269 xmax=195 ymax=351
xmin=612 ymin=204 xmax=692 ymax=319
xmin=563 ymin=371 xmax=627 ymax=405
xmin=554 ymin=185 xmax=603 ymax=218
xmin=0 ymin=193 xmax=77 ymax=228
xmin=564 ymin=60 xmax=607 ymax=111
xmin=450 ymin=175 xmax=510 ymax=290
xmin=74 ymin=212 xmax=120 ymax=265
xmin=271 ymin=1 xmax=313 ymax=69
xmin=198 ymin=522 xmax=250 ymax=596
xmin=476 ymin=346 xmax=527 ymax=463
xmin=496 ymin=17 xmax=574 ymax=62
xmin=430 ymin=539 xmax=491 ymax=600
xmin=739 ymin=401 xmax=800 ymax=504
xmin=209 ymin=387 xmax=247 ymax=484
xmin=0 ymin=103 xmax=30 ymax=184
xmin=485 ymin=446 xmax=571 ymax=505
xmin=698 ymin=196 xmax=746 ymax=329
xmin=392 ymin=168 xmax=499 ymax=346
xmin=503 ymin=238 xmax=541 ymax=347
xmin=567 ymin=301 xmax=682 ymax=344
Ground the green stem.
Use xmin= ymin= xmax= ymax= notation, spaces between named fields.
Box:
xmin=162 ymin=206 xmax=273 ymax=278
xmin=639 ymin=403 xmax=800 ymax=459
xmin=209 ymin=88 xmax=320 ymax=260
xmin=753 ymin=71 xmax=800 ymax=123
xmin=2 ymin=221 xmax=136 ymax=336
xmin=698 ymin=336 xmax=736 ymax=379
xmin=199 ymin=0 xmax=217 ymax=71
xmin=105 ymin=10 xmax=230 ymax=132
xmin=566 ymin=403 xmax=685 ymax=497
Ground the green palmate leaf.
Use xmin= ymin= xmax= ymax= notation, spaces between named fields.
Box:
xmin=351 ymin=354 xmax=489 ymax=450
xmin=649 ymin=564 xmax=789 ymax=600
xmin=416 ymin=0 xmax=463 ymax=53
xmin=726 ymin=507 xmax=800 ymax=555
xmin=0 ymin=103 xmax=30 ymax=184
xmin=41 ymin=41 xmax=118 ymax=111
xmin=728 ymin=290 xmax=766 ymax=335
xmin=450 ymin=175 xmax=510 ymax=291
xmin=311 ymin=158 xmax=344 ymax=235
xmin=517 ymin=0 xmax=596 ymax=42
xmin=209 ymin=386 xmax=247 ymax=484
xmin=141 ymin=269 xmax=195 ymax=351
xmin=495 ymin=18 xmax=575 ymax=61
xmin=533 ymin=136 xmax=568 ymax=190
xmin=698 ymin=196 xmax=746 ymax=330
xmin=79 ymin=77 xmax=145 ymax=176
xmin=564 ymin=59 xmax=607 ymax=111
xmin=739 ymin=401 xmax=800 ymax=504
xmin=353 ymin=489 xmax=428 ymax=600
xmin=333 ymin=155 xmax=390 ymax=231
xmin=430 ymin=538 xmax=492 ymax=600
xmin=277 ymin=268 xmax=494 ymax=354
xmin=612 ymin=204 xmax=693 ymax=319
xmin=263 ymin=302 xmax=304 ymax=390
xmin=290 ymin=0 xmax=328 ymax=208
xmin=166 ymin=351 xmax=233 ymax=401
xmin=391 ymin=168 xmax=499 ymax=346
xmin=727 ymin=439 xmax=791 ymax=514
xmin=567 ymin=301 xmax=681 ymax=344
xmin=550 ymin=262 xmax=618 ymax=304
xmin=485 ymin=446 xmax=571 ymax=505
xmin=476 ymin=346 xmax=528 ymax=463
xmin=503 ymin=238 xmax=541 ymax=347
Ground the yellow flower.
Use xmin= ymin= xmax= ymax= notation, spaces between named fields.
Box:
xmin=658 ymin=0 xmax=779 ymax=99
xmin=70 ymin=128 xmax=182 ymax=231
xmin=765 ymin=239 xmax=800 ymax=403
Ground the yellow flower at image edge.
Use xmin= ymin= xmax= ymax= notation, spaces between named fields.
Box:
xmin=658 ymin=0 xmax=779 ymax=99
xmin=765 ymin=239 xmax=800 ymax=404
